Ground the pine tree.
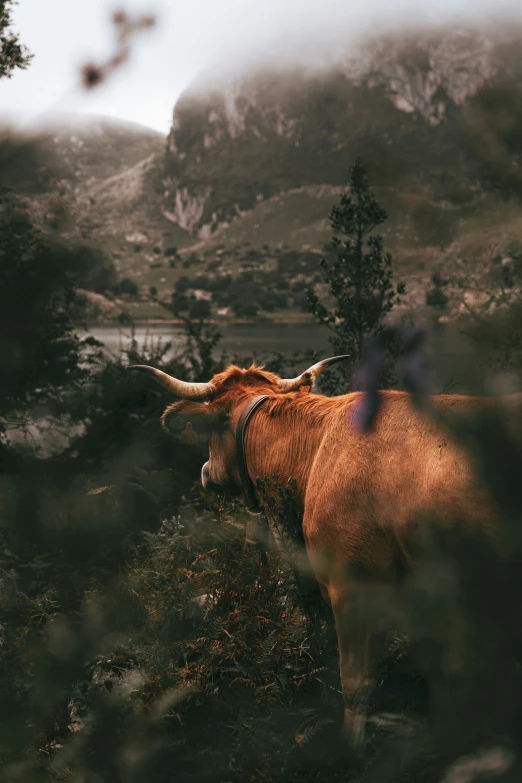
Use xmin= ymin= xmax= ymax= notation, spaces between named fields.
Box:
xmin=0 ymin=1 xmax=32 ymax=79
xmin=307 ymin=159 xmax=405 ymax=393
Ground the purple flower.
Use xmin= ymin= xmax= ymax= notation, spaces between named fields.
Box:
xmin=353 ymin=337 xmax=385 ymax=432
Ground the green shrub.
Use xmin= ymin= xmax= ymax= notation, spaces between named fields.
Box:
xmin=189 ymin=298 xmax=211 ymax=320
xmin=115 ymin=277 xmax=139 ymax=296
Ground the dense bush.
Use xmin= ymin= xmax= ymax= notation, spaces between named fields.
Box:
xmin=114 ymin=277 xmax=140 ymax=296
xmin=170 ymin=262 xmax=313 ymax=319
xmin=210 ymin=270 xmax=288 ymax=317
xmin=426 ymin=270 xmax=449 ymax=310
xmin=188 ymin=298 xmax=211 ymax=320
xmin=74 ymin=244 xmax=119 ymax=294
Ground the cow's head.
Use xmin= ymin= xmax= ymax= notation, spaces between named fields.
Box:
xmin=130 ymin=356 xmax=348 ymax=504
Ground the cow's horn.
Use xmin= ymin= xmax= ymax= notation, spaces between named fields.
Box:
xmin=129 ymin=365 xmax=215 ymax=400
xmin=277 ymin=355 xmax=350 ymax=390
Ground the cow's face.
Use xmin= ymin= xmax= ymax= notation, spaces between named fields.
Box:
xmin=163 ymin=398 xmax=242 ymax=497
xmin=202 ymin=427 xmax=241 ymax=497
xmin=160 ymin=381 xmax=268 ymax=502
xmin=130 ymin=357 xmax=350 ymax=505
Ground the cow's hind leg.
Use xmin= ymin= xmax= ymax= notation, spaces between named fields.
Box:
xmin=329 ymin=583 xmax=387 ymax=748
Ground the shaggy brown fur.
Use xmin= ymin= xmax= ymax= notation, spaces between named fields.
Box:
xmin=159 ymin=363 xmax=515 ymax=745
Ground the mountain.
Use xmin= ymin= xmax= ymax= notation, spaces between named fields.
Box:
xmin=159 ymin=23 xmax=522 ymax=315
xmin=3 ymin=26 xmax=522 ymax=323
xmin=163 ymin=25 xmax=522 ymax=239
xmin=0 ymin=115 xmax=192 ymax=255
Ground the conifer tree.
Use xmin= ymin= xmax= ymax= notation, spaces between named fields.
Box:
xmin=0 ymin=1 xmax=32 ymax=79
xmin=307 ymin=159 xmax=405 ymax=393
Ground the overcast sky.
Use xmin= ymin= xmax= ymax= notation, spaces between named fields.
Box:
xmin=0 ymin=0 xmax=521 ymax=135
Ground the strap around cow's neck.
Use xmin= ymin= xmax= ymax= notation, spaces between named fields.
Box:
xmin=236 ymin=394 xmax=269 ymax=513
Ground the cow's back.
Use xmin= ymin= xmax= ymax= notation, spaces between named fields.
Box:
xmin=302 ymin=391 xmax=498 ymax=577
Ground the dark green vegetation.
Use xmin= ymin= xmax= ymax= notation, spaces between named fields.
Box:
xmin=170 ymin=249 xmax=322 ymax=321
xmin=1 ymin=182 xmax=522 ymax=781
xmin=0 ymin=190 xmax=87 ymax=432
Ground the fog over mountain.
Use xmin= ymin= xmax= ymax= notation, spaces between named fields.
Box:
xmin=136 ymin=17 xmax=522 ymax=320
xmin=163 ymin=21 xmax=522 ymax=234
xmin=2 ymin=0 xmax=522 ymax=132
xmin=190 ymin=1 xmax=522 ymax=90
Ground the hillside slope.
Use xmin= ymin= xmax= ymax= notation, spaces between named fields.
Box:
xmin=0 ymin=115 xmax=191 ymax=254
xmin=3 ymin=26 xmax=522 ymax=323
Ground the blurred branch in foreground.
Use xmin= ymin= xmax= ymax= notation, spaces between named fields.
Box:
xmin=81 ymin=8 xmax=157 ymax=90
xmin=353 ymin=321 xmax=432 ymax=432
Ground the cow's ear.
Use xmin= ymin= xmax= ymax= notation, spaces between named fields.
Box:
xmin=161 ymin=400 xmax=218 ymax=439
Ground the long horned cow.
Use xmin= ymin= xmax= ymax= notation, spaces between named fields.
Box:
xmin=131 ymin=356 xmax=499 ymax=745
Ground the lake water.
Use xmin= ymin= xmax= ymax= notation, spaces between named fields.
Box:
xmin=86 ymin=322 xmax=331 ymax=361
xmin=85 ymin=321 xmax=522 ymax=395
xmin=11 ymin=320 xmax=519 ymax=458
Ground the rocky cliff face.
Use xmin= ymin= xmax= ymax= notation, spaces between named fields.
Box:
xmin=162 ymin=24 xmax=522 ymax=241
xmin=343 ymin=28 xmax=496 ymax=125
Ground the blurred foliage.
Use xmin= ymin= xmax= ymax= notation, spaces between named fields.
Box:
xmin=0 ymin=189 xmax=90 ymax=436
xmin=75 ymin=246 xmax=119 ymax=294
xmin=3 ymin=371 xmax=522 ymax=781
xmin=462 ymin=253 xmax=522 ymax=374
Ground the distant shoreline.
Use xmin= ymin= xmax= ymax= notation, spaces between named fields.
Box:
xmin=82 ymin=309 xmax=444 ymax=330
xmin=83 ymin=317 xmax=316 ymax=328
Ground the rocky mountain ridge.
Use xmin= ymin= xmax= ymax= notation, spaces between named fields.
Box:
xmin=342 ymin=28 xmax=496 ymax=125
xmin=162 ymin=23 xmax=522 ymax=243
xmin=3 ymin=28 xmax=522 ymax=323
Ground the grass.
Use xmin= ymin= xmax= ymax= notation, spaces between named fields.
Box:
xmin=173 ymin=185 xmax=519 ymax=266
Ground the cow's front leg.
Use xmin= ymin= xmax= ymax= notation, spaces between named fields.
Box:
xmin=330 ymin=585 xmax=385 ymax=747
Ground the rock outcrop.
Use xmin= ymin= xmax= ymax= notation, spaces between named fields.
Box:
xmin=162 ymin=24 xmax=522 ymax=240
